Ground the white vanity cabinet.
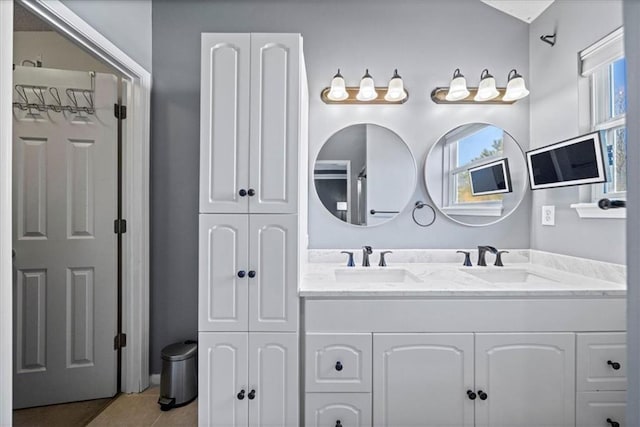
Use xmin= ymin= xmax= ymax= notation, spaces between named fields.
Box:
xmin=199 ymin=33 xmax=302 ymax=214
xmin=199 ymin=214 xmax=298 ymax=332
xmin=198 ymin=332 xmax=298 ymax=427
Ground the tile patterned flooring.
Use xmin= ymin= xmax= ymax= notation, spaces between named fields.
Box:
xmin=13 ymin=387 xmax=197 ymax=427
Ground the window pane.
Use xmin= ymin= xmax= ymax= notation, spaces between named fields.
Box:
xmin=602 ymin=126 xmax=627 ymax=194
xmin=456 ymin=126 xmax=504 ymax=167
xmin=611 ymin=58 xmax=626 ymax=118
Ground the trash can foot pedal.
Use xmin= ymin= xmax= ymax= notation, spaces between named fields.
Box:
xmin=158 ymin=397 xmax=176 ymax=411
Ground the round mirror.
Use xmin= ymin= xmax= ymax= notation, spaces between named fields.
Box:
xmin=425 ymin=123 xmax=527 ymax=226
xmin=314 ymin=124 xmax=416 ymax=226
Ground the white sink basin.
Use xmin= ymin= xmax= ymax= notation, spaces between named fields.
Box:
xmin=334 ymin=268 xmax=421 ymax=283
xmin=463 ymin=268 xmax=559 ymax=284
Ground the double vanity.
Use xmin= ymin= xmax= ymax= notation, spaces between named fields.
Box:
xmin=301 ymin=250 xmax=626 ymax=427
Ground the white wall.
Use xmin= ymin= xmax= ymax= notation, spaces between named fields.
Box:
xmin=14 ymin=31 xmax=118 ymax=74
xmin=529 ymin=0 xmax=625 ymax=264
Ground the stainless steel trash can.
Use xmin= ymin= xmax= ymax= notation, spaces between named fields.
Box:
xmin=158 ymin=340 xmax=197 ymax=411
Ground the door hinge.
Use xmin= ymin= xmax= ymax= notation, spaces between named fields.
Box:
xmin=114 ymin=103 xmax=127 ymax=120
xmin=114 ymin=333 xmax=127 ymax=350
xmin=114 ymin=219 xmax=127 ymax=234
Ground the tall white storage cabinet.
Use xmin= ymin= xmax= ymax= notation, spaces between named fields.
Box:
xmin=198 ymin=33 xmax=308 ymax=427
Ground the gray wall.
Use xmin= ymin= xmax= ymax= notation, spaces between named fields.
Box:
xmin=151 ymin=0 xmax=531 ymax=372
xmin=624 ymin=0 xmax=639 ymax=423
xmin=529 ymin=1 xmax=625 ymax=264
xmin=60 ymin=0 xmax=152 ymax=71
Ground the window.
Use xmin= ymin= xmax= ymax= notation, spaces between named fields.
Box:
xmin=581 ymin=28 xmax=626 ymax=200
xmin=442 ymin=124 xmax=505 ymax=217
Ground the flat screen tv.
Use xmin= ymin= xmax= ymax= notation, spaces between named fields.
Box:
xmin=469 ymin=158 xmax=513 ymax=196
xmin=526 ymin=132 xmax=606 ymax=190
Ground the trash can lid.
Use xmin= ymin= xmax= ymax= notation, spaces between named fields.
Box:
xmin=161 ymin=341 xmax=197 ymax=361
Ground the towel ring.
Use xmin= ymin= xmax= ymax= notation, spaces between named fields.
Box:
xmin=412 ymin=201 xmax=436 ymax=227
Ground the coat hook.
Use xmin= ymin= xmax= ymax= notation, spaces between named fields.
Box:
xmin=540 ymin=33 xmax=556 ymax=47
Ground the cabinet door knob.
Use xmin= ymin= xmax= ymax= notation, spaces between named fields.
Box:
xmin=335 ymin=421 xmax=342 ymax=427
xmin=239 ymin=189 xmax=247 ymax=197
xmin=248 ymin=389 xmax=256 ymax=400
xmin=607 ymin=418 xmax=620 ymax=427
xmin=607 ymin=360 xmax=621 ymax=370
xmin=248 ymin=188 xmax=256 ymax=197
xmin=478 ymin=390 xmax=488 ymax=400
xmin=237 ymin=270 xmax=246 ymax=278
xmin=466 ymin=390 xmax=476 ymax=400
xmin=335 ymin=361 xmax=343 ymax=371
xmin=248 ymin=270 xmax=256 ymax=278
xmin=237 ymin=389 xmax=245 ymax=400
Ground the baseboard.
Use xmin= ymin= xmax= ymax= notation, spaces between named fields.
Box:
xmin=149 ymin=374 xmax=161 ymax=386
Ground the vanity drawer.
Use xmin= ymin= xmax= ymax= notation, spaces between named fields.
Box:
xmin=305 ymin=393 xmax=372 ymax=427
xmin=576 ymin=391 xmax=626 ymax=427
xmin=577 ymin=333 xmax=627 ymax=391
xmin=306 ymin=333 xmax=372 ymax=392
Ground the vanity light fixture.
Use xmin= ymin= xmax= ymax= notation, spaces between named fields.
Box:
xmin=356 ymin=69 xmax=378 ymax=101
xmin=502 ymin=69 xmax=530 ymax=101
xmin=431 ymin=68 xmax=528 ymax=104
xmin=444 ymin=68 xmax=470 ymax=101
xmin=474 ymin=69 xmax=500 ymax=101
xmin=326 ymin=69 xmax=349 ymax=101
xmin=384 ymin=69 xmax=408 ymax=102
xmin=321 ymin=69 xmax=409 ymax=104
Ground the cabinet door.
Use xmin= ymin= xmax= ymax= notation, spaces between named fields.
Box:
xmin=248 ymin=333 xmax=298 ymax=427
xmin=306 ymin=393 xmax=372 ymax=427
xmin=198 ymin=333 xmax=249 ymax=427
xmin=249 ymin=34 xmax=300 ymax=214
xmin=199 ymin=215 xmax=249 ymax=331
xmin=200 ymin=33 xmax=250 ymax=213
xmin=475 ymin=333 xmax=575 ymax=427
xmin=373 ymin=334 xmax=474 ymax=427
xmin=248 ymin=214 xmax=297 ymax=331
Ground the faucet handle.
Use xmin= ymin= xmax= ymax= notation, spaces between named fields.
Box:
xmin=362 ymin=245 xmax=373 ymax=254
xmin=456 ymin=251 xmax=472 ymax=267
xmin=340 ymin=251 xmax=355 ymax=267
xmin=378 ymin=251 xmax=392 ymax=267
xmin=494 ymin=250 xmax=509 ymax=267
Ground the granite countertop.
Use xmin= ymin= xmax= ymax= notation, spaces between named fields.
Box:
xmin=299 ymin=250 xmax=626 ymax=298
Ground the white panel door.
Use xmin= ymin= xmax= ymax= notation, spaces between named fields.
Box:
xmin=248 ymin=333 xmax=298 ymax=427
xmin=200 ymin=33 xmax=251 ymax=213
xmin=249 ymin=34 xmax=299 ymax=214
xmin=12 ymin=69 xmax=117 ymax=408
xmin=475 ymin=333 xmax=575 ymax=427
xmin=373 ymin=333 xmax=474 ymax=427
xmin=198 ymin=332 xmax=249 ymax=427
xmin=248 ymin=214 xmax=297 ymax=331
xmin=199 ymin=214 xmax=249 ymax=332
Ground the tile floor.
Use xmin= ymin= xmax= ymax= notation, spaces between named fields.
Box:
xmin=88 ymin=386 xmax=197 ymax=426
xmin=13 ymin=398 xmax=114 ymax=427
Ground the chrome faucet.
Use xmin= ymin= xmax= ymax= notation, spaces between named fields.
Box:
xmin=477 ymin=246 xmax=498 ymax=266
xmin=362 ymin=246 xmax=373 ymax=267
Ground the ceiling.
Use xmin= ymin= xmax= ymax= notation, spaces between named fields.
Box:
xmin=13 ymin=2 xmax=53 ymax=31
xmin=481 ymin=0 xmax=555 ymax=23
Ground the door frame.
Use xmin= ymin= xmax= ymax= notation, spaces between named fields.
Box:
xmin=0 ymin=0 xmax=150 ymax=421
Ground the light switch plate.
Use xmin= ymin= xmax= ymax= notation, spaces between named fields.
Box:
xmin=542 ymin=205 xmax=555 ymax=226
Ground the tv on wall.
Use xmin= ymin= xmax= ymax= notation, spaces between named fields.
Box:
xmin=469 ymin=158 xmax=513 ymax=196
xmin=526 ymin=131 xmax=606 ymax=190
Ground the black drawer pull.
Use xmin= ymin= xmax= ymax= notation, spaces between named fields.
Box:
xmin=335 ymin=361 xmax=343 ymax=371
xmin=237 ymin=389 xmax=245 ymax=400
xmin=478 ymin=390 xmax=488 ymax=400
xmin=248 ymin=389 xmax=255 ymax=400
xmin=248 ymin=188 xmax=256 ymax=197
xmin=237 ymin=270 xmax=246 ymax=278
xmin=239 ymin=189 xmax=247 ymax=197
xmin=335 ymin=421 xmax=342 ymax=427
xmin=607 ymin=360 xmax=621 ymax=370
xmin=607 ymin=418 xmax=620 ymax=427
xmin=466 ymin=390 xmax=476 ymax=400
xmin=248 ymin=270 xmax=256 ymax=278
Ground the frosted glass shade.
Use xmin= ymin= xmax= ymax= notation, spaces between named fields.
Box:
xmin=356 ymin=69 xmax=378 ymax=101
xmin=503 ymin=69 xmax=530 ymax=101
xmin=384 ymin=69 xmax=407 ymax=102
xmin=445 ymin=69 xmax=470 ymax=101
xmin=474 ymin=69 xmax=499 ymax=102
xmin=327 ymin=69 xmax=348 ymax=101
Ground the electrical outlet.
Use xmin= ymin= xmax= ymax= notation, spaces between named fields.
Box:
xmin=541 ymin=205 xmax=555 ymax=226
